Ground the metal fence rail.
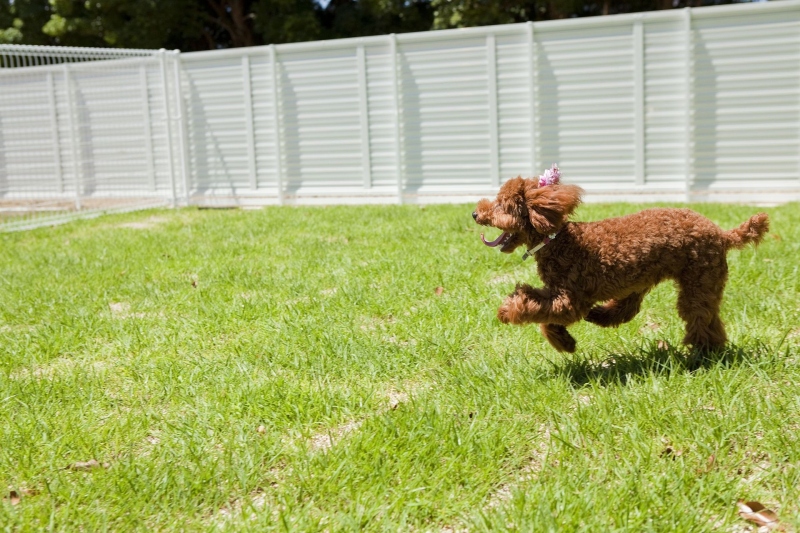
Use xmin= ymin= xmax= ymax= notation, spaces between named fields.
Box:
xmin=2 ymin=0 xmax=800 ymax=231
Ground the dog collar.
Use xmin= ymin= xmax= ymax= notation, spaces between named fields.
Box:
xmin=522 ymin=232 xmax=558 ymax=261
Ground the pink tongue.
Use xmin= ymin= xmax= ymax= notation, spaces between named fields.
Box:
xmin=481 ymin=232 xmax=508 ymax=247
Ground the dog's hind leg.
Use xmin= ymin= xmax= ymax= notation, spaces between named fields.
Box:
xmin=677 ymin=260 xmax=728 ymax=352
xmin=540 ymin=324 xmax=577 ymax=353
xmin=584 ymin=291 xmax=647 ymax=328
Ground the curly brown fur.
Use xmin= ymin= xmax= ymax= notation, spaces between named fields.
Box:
xmin=473 ymin=177 xmax=769 ymax=353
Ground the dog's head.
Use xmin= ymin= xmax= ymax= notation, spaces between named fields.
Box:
xmin=472 ymin=176 xmax=583 ymax=254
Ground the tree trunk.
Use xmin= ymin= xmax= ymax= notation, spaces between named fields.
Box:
xmin=206 ymin=0 xmax=256 ymax=48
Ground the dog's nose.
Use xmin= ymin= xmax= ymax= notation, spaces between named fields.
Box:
xmin=472 ymin=211 xmax=478 ymax=221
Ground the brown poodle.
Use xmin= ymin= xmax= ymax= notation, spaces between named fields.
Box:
xmin=473 ymin=176 xmax=769 ymax=353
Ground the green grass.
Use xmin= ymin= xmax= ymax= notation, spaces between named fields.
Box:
xmin=1 ymin=202 xmax=799 ymax=532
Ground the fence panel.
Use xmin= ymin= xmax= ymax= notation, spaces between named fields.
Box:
xmin=0 ymin=47 xmax=181 ymax=230
xmin=398 ymin=35 xmax=493 ymax=194
xmin=246 ymin=52 xmax=279 ymax=195
xmin=364 ymin=42 xmax=397 ymax=192
xmin=535 ymin=21 xmax=637 ymax=191
xmin=182 ymin=55 xmax=252 ymax=196
xmin=691 ymin=7 xmax=800 ymax=197
xmin=0 ymin=71 xmax=59 ymax=198
xmin=173 ymin=1 xmax=799 ymax=205
xmin=643 ymin=15 xmax=687 ymax=192
xmin=496 ymin=31 xmax=534 ymax=180
xmin=279 ymin=47 xmax=364 ymax=195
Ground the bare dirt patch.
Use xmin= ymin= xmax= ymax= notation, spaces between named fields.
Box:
xmin=358 ymin=314 xmax=396 ymax=332
xmin=211 ymin=465 xmax=287 ymax=526
xmin=109 ymin=302 xmax=131 ymax=316
xmin=10 ymin=358 xmax=109 ymax=381
xmin=387 ymin=390 xmax=409 ymax=410
xmin=309 ymin=420 xmax=363 ymax=452
xmin=488 ymin=274 xmax=515 ymax=286
xmin=305 ymin=383 xmax=424 ymax=452
xmin=116 ymin=215 xmax=169 ymax=230
xmin=0 ymin=324 xmax=37 ymax=334
xmin=108 ymin=301 xmax=161 ymax=320
xmin=485 ymin=424 xmax=551 ymax=510
xmin=214 ymin=487 xmax=281 ymax=525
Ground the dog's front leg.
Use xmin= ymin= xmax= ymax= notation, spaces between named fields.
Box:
xmin=497 ymin=284 xmax=583 ymax=326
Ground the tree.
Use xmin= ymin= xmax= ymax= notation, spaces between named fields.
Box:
xmin=317 ymin=0 xmax=433 ymax=39
xmin=252 ymin=0 xmax=321 ymax=45
xmin=3 ymin=0 xmax=761 ymax=50
xmin=199 ymin=0 xmax=257 ymax=48
xmin=40 ymin=0 xmax=209 ymax=49
xmin=431 ymin=0 xmax=537 ymax=29
xmin=37 ymin=0 xmax=322 ymax=50
xmin=431 ymin=0 xmax=709 ymax=29
xmin=1 ymin=0 xmax=53 ymax=44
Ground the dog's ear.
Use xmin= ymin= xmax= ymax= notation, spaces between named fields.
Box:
xmin=524 ymin=182 xmax=583 ymax=234
xmin=491 ymin=177 xmax=528 ymax=230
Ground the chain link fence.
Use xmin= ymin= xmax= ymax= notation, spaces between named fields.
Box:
xmin=0 ymin=45 xmax=186 ymax=231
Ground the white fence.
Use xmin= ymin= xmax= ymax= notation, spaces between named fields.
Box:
xmin=0 ymin=46 xmax=184 ymax=230
xmin=2 ymin=1 xmax=800 ymax=229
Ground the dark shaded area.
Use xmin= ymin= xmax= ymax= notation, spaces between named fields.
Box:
xmin=1 ymin=0 xmax=766 ymax=52
xmin=549 ymin=341 xmax=773 ymax=387
xmin=0 ymin=0 xmax=432 ymax=51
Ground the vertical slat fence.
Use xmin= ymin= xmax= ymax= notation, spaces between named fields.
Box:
xmin=2 ymin=0 xmax=800 ymax=231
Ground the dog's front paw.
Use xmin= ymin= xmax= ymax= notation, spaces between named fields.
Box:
xmin=498 ymin=295 xmax=529 ymax=324
xmin=497 ymin=302 xmax=512 ymax=324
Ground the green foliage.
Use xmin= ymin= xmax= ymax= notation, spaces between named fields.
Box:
xmin=431 ymin=0 xmax=538 ymax=29
xmin=2 ymin=0 xmax=431 ymax=50
xmin=0 ymin=0 xmax=52 ymax=44
xmin=430 ymin=0 xmax=681 ymax=29
xmin=318 ymin=0 xmax=434 ymax=39
xmin=0 ymin=23 xmax=23 ymax=45
xmin=39 ymin=0 xmax=207 ymax=49
xmin=0 ymin=203 xmax=798 ymax=530
xmin=253 ymin=0 xmax=322 ymax=44
xmin=3 ymin=0 xmax=748 ymax=50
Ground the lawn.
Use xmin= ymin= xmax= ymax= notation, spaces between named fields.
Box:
xmin=1 ymin=202 xmax=799 ymax=532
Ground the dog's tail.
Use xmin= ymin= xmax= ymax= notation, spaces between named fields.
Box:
xmin=724 ymin=213 xmax=769 ymax=250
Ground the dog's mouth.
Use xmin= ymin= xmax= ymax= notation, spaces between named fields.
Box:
xmin=481 ymin=231 xmax=517 ymax=253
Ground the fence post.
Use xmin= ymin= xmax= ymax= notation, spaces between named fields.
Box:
xmin=158 ymin=49 xmax=177 ymax=207
xmin=357 ymin=43 xmax=372 ymax=189
xmin=527 ymin=22 xmax=538 ymax=177
xmin=633 ymin=16 xmax=645 ymax=187
xmin=62 ymin=63 xmax=81 ymax=210
xmin=139 ymin=61 xmax=156 ymax=192
xmin=242 ymin=54 xmax=258 ymax=191
xmin=46 ymin=72 xmax=64 ymax=194
xmin=390 ymin=34 xmax=403 ymax=204
xmin=170 ymin=50 xmax=191 ymax=205
xmin=269 ymin=45 xmax=284 ymax=205
xmin=683 ymin=8 xmax=694 ymax=201
xmin=487 ymin=34 xmax=500 ymax=189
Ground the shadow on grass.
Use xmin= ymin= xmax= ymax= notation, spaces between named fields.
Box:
xmin=548 ymin=341 xmax=770 ymax=387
